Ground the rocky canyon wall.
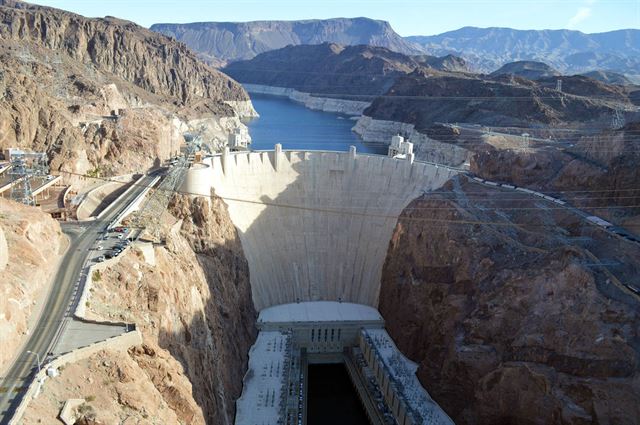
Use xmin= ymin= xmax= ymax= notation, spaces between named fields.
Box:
xmin=379 ymin=176 xmax=640 ymax=425
xmin=0 ymin=199 xmax=66 ymax=374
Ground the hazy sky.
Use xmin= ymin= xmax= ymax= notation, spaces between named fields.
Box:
xmin=28 ymin=0 xmax=639 ymax=36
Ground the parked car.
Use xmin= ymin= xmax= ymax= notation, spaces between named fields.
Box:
xmin=96 ymin=255 xmax=105 ymax=262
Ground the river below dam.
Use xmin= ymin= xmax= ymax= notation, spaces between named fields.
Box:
xmin=245 ymin=93 xmax=386 ymax=154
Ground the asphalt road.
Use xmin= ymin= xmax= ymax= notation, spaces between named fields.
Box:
xmin=0 ymin=174 xmax=157 ymax=424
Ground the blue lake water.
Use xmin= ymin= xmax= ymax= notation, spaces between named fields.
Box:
xmin=245 ymin=93 xmax=386 ymax=154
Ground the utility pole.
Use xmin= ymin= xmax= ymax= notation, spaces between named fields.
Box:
xmin=26 ymin=350 xmax=42 ymax=374
xmin=521 ymin=133 xmax=531 ymax=150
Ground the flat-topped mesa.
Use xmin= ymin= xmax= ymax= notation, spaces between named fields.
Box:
xmin=181 ymin=146 xmax=459 ymax=311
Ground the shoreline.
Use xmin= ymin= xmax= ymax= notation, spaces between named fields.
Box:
xmin=242 ymin=84 xmax=370 ymax=116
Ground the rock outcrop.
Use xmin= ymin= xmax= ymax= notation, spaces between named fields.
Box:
xmin=151 ymin=18 xmax=423 ymax=64
xmin=0 ymin=0 xmax=255 ymax=183
xmin=0 ymin=198 xmax=66 ymax=373
xmin=379 ymin=177 xmax=640 ymax=425
xmin=0 ymin=0 xmax=247 ymax=106
xmin=363 ymin=69 xmax=634 ymax=131
xmin=472 ymin=121 xmax=640 ymax=224
xmin=22 ymin=347 xmax=203 ymax=425
xmin=490 ymin=60 xmax=561 ymax=80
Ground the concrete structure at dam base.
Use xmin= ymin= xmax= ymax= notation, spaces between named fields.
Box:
xmin=235 ymin=302 xmax=454 ymax=425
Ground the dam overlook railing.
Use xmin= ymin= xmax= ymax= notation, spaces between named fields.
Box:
xmin=181 ymin=145 xmax=460 ymax=311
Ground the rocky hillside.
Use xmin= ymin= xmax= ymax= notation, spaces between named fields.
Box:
xmin=581 ymin=70 xmax=634 ymax=86
xmin=472 ymin=121 xmax=640 ymax=225
xmin=151 ymin=17 xmax=423 ymax=64
xmin=22 ymin=193 xmax=257 ymax=424
xmin=490 ymin=60 xmax=561 ymax=80
xmin=0 ymin=0 xmax=246 ymax=105
xmin=224 ymin=43 xmax=417 ymax=97
xmin=413 ymin=54 xmax=470 ymax=73
xmin=0 ymin=0 xmax=254 ymax=183
xmin=0 ymin=199 xmax=66 ymax=373
xmin=380 ymin=176 xmax=640 ymax=425
xmin=224 ymin=43 xmax=469 ymax=97
xmin=406 ymin=27 xmax=640 ymax=80
xmin=363 ymin=69 xmax=634 ymax=130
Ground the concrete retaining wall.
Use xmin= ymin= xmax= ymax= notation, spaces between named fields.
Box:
xmin=76 ymin=180 xmax=129 ymax=220
xmin=8 ymin=330 xmax=142 ymax=425
xmin=243 ymin=84 xmax=370 ymax=116
xmin=353 ymin=116 xmax=472 ymax=168
xmin=183 ymin=149 xmax=458 ymax=311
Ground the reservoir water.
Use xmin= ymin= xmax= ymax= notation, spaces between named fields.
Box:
xmin=246 ymin=93 xmax=386 ymax=154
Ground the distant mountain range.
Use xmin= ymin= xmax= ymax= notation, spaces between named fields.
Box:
xmin=151 ymin=19 xmax=640 ymax=82
xmin=407 ymin=27 xmax=640 ymax=79
xmin=151 ymin=18 xmax=422 ymax=64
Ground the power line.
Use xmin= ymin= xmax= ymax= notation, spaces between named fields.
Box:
xmin=56 ymin=169 xmax=640 ymax=228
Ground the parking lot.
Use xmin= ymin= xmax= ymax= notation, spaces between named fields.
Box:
xmin=91 ymin=226 xmax=133 ymax=263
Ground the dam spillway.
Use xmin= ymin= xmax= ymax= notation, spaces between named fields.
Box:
xmin=181 ymin=146 xmax=459 ymax=311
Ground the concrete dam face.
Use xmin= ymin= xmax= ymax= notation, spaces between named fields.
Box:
xmin=182 ymin=147 xmax=458 ymax=311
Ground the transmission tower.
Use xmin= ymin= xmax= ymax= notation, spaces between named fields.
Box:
xmin=556 ymin=79 xmax=563 ymax=93
xmin=9 ymin=158 xmax=34 ymax=205
xmin=126 ymin=144 xmax=194 ymax=242
xmin=49 ymin=53 xmax=68 ymax=100
xmin=16 ymin=46 xmax=35 ymax=78
xmin=9 ymin=152 xmax=48 ymax=206
xmin=611 ymin=109 xmax=625 ymax=130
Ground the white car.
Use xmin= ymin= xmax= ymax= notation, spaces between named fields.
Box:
xmin=96 ymin=255 xmax=106 ymax=262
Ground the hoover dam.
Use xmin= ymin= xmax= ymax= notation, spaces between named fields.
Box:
xmin=181 ymin=145 xmax=458 ymax=425
xmin=181 ymin=145 xmax=458 ymax=310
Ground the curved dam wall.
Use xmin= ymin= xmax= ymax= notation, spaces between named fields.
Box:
xmin=181 ymin=148 xmax=458 ymax=311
